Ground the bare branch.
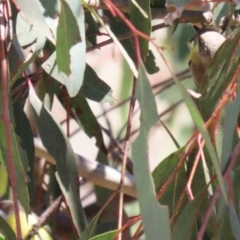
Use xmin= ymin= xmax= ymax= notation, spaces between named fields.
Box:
xmin=34 ymin=138 xmax=137 ymax=198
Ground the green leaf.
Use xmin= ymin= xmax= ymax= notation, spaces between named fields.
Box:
xmin=0 ymin=215 xmax=16 ymax=240
xmin=150 ymin=0 xmax=166 ymax=7
xmin=229 ymin=201 xmax=240 ymax=239
xmin=42 ymin=55 xmax=115 ymax=103
xmin=16 ymin=13 xmax=38 ymax=47
xmin=171 ymin=64 xmax=228 ymax=203
xmin=0 ymin=94 xmax=30 ymax=213
xmin=57 ymin=0 xmax=86 ymax=97
xmin=90 ymin=230 xmax=118 ymax=240
xmin=152 ymin=147 xmax=187 ymax=216
xmin=130 ymin=0 xmax=151 ymax=61
xmin=132 ymin=62 xmax=171 ymax=240
xmin=81 ymin=209 xmax=103 ymax=240
xmin=216 ymin=194 xmax=236 ymax=239
xmin=56 ymin=0 xmax=81 ymax=75
xmin=0 ymin=126 xmax=30 ymax=214
xmin=199 ymin=27 xmax=240 ymax=120
xmin=12 ymin=100 xmax=35 ymax=203
xmin=29 ymin=83 xmax=87 ymax=236
xmin=10 ymin=35 xmax=46 ymax=88
xmin=39 ymin=0 xmax=61 ymax=19
xmin=15 ymin=0 xmax=55 ymax=43
xmin=144 ymin=50 xmax=160 ymax=74
xmin=220 ymin=74 xmax=240 ymax=170
xmin=80 ymin=65 xmax=115 ymax=104
xmin=85 ymin=11 xmax=97 ymax=46
xmin=172 ymin=190 xmax=209 ymax=240
xmin=57 ymin=91 xmax=107 ymax=154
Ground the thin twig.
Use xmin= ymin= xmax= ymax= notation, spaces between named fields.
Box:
xmin=25 ymin=196 xmax=63 ymax=240
xmin=102 ymin=2 xmax=141 ymax=239
xmin=197 ymin=141 xmax=240 ymax=240
xmin=85 ymin=0 xmax=213 ymax=23
xmin=0 ymin=1 xmax=22 ymax=239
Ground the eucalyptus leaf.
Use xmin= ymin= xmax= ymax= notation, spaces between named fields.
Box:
xmin=29 ymin=83 xmax=87 ymax=235
xmin=132 ymin=62 xmax=170 ymax=240
xmin=56 ymin=0 xmax=81 ymax=75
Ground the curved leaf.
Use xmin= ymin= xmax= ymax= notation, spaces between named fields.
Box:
xmin=29 ymin=83 xmax=87 ymax=236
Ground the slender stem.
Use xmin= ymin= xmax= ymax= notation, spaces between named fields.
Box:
xmin=197 ymin=141 xmax=240 ymax=240
xmin=0 ymin=1 xmax=22 ymax=239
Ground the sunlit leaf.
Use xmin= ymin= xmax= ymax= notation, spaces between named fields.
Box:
xmin=15 ymin=0 xmax=55 ymax=43
xmin=56 ymin=0 xmax=81 ymax=75
xmin=0 ymin=215 xmax=16 ymax=240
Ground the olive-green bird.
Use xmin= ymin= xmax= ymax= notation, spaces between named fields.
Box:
xmin=188 ymin=27 xmax=226 ymax=88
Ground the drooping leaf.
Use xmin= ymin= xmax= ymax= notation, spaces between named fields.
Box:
xmin=172 ymin=189 xmax=211 ymax=240
xmin=132 ymin=62 xmax=171 ymax=240
xmin=229 ymin=201 xmax=240 ymax=239
xmin=80 ymin=65 xmax=116 ymax=104
xmin=39 ymin=0 xmax=61 ymax=19
xmin=90 ymin=230 xmax=118 ymax=240
xmin=81 ymin=209 xmax=104 ymax=240
xmin=0 ymin=124 xmax=30 ymax=214
xmin=199 ymin=27 xmax=240 ymax=121
xmin=104 ymin=11 xmax=135 ymax=62
xmin=170 ymin=60 xmax=228 ymax=203
xmin=16 ymin=13 xmax=38 ymax=48
xmin=56 ymin=0 xmax=81 ymax=75
xmin=85 ymin=11 xmax=97 ymax=46
xmin=10 ymin=35 xmax=46 ymax=88
xmin=15 ymin=0 xmax=55 ymax=43
xmin=130 ymin=0 xmax=151 ymax=61
xmin=219 ymin=67 xmax=240 ymax=171
xmin=0 ymin=92 xmax=30 ymax=213
xmin=144 ymin=49 xmax=160 ymax=74
xmin=57 ymin=89 xmax=107 ymax=154
xmin=42 ymin=55 xmax=115 ymax=103
xmin=57 ymin=0 xmax=86 ymax=97
xmin=216 ymin=194 xmax=236 ymax=240
xmin=29 ymin=83 xmax=87 ymax=236
xmin=12 ymin=100 xmax=35 ymax=203
xmin=152 ymin=147 xmax=187 ymax=216
xmin=0 ymin=215 xmax=16 ymax=240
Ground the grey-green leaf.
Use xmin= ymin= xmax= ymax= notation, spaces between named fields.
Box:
xmin=29 ymin=83 xmax=87 ymax=236
xmin=132 ymin=62 xmax=170 ymax=240
xmin=56 ymin=0 xmax=81 ymax=75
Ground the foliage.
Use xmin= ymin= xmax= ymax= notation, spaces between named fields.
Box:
xmin=0 ymin=0 xmax=239 ymax=240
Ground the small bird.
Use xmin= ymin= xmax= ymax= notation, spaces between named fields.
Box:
xmin=188 ymin=27 xmax=226 ymax=88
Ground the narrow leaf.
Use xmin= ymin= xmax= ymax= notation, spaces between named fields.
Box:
xmin=10 ymin=35 xmax=46 ymax=88
xmin=130 ymin=0 xmax=151 ymax=60
xmin=57 ymin=91 xmax=107 ymax=154
xmin=132 ymin=62 xmax=170 ymax=240
xmin=42 ymin=54 xmax=115 ymax=103
xmin=29 ymin=83 xmax=87 ymax=235
xmin=90 ymin=230 xmax=118 ymax=240
xmin=15 ymin=0 xmax=55 ymax=43
xmin=0 ymin=215 xmax=16 ymax=240
xmin=56 ymin=0 xmax=81 ymax=75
